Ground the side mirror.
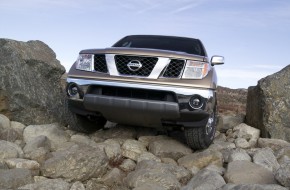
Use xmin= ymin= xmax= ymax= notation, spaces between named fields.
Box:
xmin=211 ymin=56 xmax=224 ymax=66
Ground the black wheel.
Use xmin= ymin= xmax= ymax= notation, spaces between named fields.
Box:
xmin=64 ymin=99 xmax=106 ymax=133
xmin=184 ymin=112 xmax=216 ymax=150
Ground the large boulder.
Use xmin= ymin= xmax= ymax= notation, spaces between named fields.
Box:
xmin=246 ymin=65 xmax=290 ymax=141
xmin=0 ymin=39 xmax=66 ymax=125
xmin=41 ymin=144 xmax=108 ymax=182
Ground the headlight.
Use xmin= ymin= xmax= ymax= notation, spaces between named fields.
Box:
xmin=76 ymin=54 xmax=93 ymax=71
xmin=182 ymin=60 xmax=209 ymax=79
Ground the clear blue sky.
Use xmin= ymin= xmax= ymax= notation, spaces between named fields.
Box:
xmin=1 ymin=0 xmax=289 ymax=89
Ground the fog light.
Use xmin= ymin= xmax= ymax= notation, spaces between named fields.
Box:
xmin=67 ymin=83 xmax=82 ymax=98
xmin=189 ymin=95 xmax=204 ymax=109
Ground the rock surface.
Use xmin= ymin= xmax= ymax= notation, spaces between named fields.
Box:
xmin=0 ymin=39 xmax=66 ymax=125
xmin=41 ymin=144 xmax=108 ymax=182
xmin=0 ymin=168 xmax=33 ymax=189
xmin=0 ymin=116 xmax=289 ymax=189
xmin=275 ymin=162 xmax=290 ymax=187
xmin=149 ymin=139 xmax=192 ymax=160
xmin=224 ymin=160 xmax=277 ymax=184
xmin=182 ymin=169 xmax=226 ymax=190
xmin=217 ymin=86 xmax=247 ymax=115
xmin=246 ymin=64 xmax=290 ymax=141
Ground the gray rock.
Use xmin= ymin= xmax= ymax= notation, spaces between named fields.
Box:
xmin=91 ymin=125 xmax=137 ymax=141
xmin=149 ymin=139 xmax=192 ymax=160
xmin=86 ymin=179 xmax=110 ymax=190
xmin=0 ymin=128 xmax=21 ymax=142
xmin=5 ymin=158 xmax=40 ymax=176
xmin=0 ymin=168 xmax=33 ymax=189
xmin=253 ymin=147 xmax=280 ymax=172
xmin=133 ymin=183 xmax=167 ymax=190
xmin=119 ymin=159 xmax=136 ymax=172
xmin=160 ymin=157 xmax=178 ymax=165
xmin=276 ymin=146 xmax=290 ymax=164
xmin=70 ymin=181 xmax=86 ymax=190
xmin=100 ymin=168 xmax=125 ymax=186
xmin=217 ymin=114 xmax=245 ymax=132
xmin=135 ymin=160 xmax=191 ymax=185
xmin=138 ymin=152 xmax=161 ymax=163
xmin=0 ymin=160 xmax=8 ymax=169
xmin=234 ymin=138 xmax=250 ymax=149
xmin=103 ymin=139 xmax=122 ymax=164
xmin=224 ymin=160 xmax=277 ymax=184
xmin=18 ymin=178 xmax=70 ymax=190
xmin=209 ymin=140 xmax=236 ymax=151
xmin=0 ymin=114 xmax=10 ymax=128
xmin=246 ymin=65 xmax=290 ymax=141
xmin=138 ymin=135 xmax=169 ymax=147
xmin=178 ymin=149 xmax=223 ymax=170
xmin=275 ymin=162 xmax=290 ymax=187
xmin=204 ymin=164 xmax=225 ymax=175
xmin=23 ymin=123 xmax=69 ymax=150
xmin=125 ymin=160 xmax=191 ymax=189
xmin=25 ymin=147 xmax=50 ymax=164
xmin=23 ymin=135 xmax=51 ymax=154
xmin=33 ymin=175 xmax=48 ymax=182
xmin=219 ymin=184 xmax=288 ymax=190
xmin=182 ymin=169 xmax=226 ymax=190
xmin=122 ymin=139 xmax=147 ymax=161
xmin=0 ymin=39 xmax=66 ymax=125
xmin=70 ymin=134 xmax=100 ymax=148
xmin=10 ymin=121 xmax=26 ymax=136
xmin=232 ymin=123 xmax=260 ymax=148
xmin=0 ymin=115 xmax=21 ymax=142
xmin=0 ymin=140 xmax=24 ymax=159
xmin=228 ymin=148 xmax=251 ymax=162
xmin=258 ymin=138 xmax=290 ymax=152
xmin=41 ymin=144 xmax=108 ymax=182
xmin=214 ymin=132 xmax=227 ymax=142
xmin=125 ymin=167 xmax=180 ymax=190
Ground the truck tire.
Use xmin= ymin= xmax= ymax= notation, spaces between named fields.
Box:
xmin=65 ymin=99 xmax=106 ymax=133
xmin=184 ymin=113 xmax=216 ymax=150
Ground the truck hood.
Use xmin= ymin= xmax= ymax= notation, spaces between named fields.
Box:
xmin=80 ymin=47 xmax=207 ymax=61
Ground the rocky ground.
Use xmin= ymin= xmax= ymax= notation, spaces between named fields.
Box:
xmin=217 ymin=86 xmax=247 ymax=115
xmin=1 ymin=114 xmax=290 ymax=190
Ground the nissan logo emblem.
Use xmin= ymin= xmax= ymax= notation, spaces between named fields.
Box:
xmin=127 ymin=60 xmax=142 ymax=71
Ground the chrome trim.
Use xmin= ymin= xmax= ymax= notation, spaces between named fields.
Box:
xmin=148 ymin=57 xmax=170 ymax=79
xmin=67 ymin=77 xmax=214 ymax=98
xmin=105 ymin=54 xmax=119 ymax=75
xmin=91 ymin=54 xmax=94 ymax=71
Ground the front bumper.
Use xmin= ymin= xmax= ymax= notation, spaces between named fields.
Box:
xmin=66 ymin=77 xmax=216 ymax=128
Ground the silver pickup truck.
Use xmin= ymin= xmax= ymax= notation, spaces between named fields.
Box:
xmin=65 ymin=35 xmax=224 ymax=149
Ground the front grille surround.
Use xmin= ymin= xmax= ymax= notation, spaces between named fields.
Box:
xmin=114 ymin=55 xmax=158 ymax=77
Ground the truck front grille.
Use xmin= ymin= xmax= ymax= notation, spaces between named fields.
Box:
xmin=163 ymin=59 xmax=185 ymax=78
xmin=94 ymin=54 xmax=108 ymax=73
xmin=114 ymin=55 xmax=158 ymax=77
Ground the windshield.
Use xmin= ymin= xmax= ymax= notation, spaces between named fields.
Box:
xmin=112 ymin=35 xmax=206 ymax=56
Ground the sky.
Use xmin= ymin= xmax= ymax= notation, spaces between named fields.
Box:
xmin=1 ymin=0 xmax=290 ymax=89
